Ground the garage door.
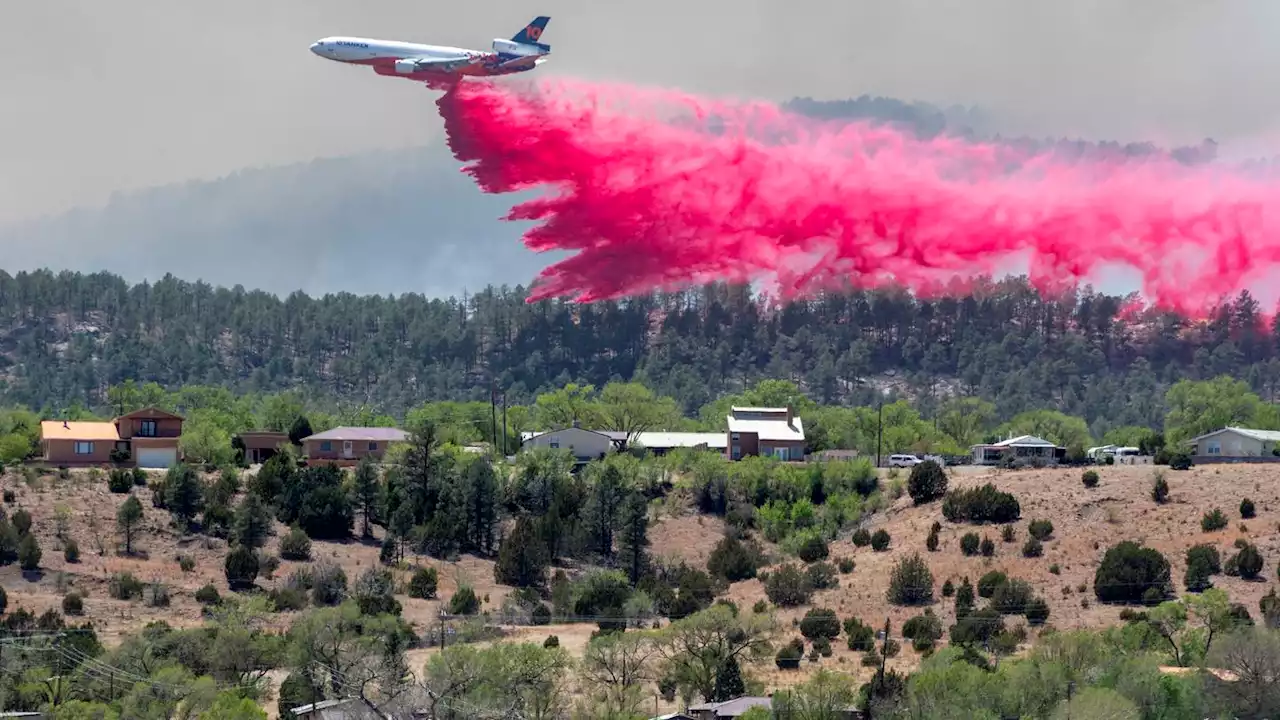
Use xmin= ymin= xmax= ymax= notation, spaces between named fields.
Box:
xmin=135 ymin=447 xmax=178 ymax=469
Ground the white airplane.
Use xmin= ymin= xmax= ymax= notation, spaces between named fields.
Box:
xmin=310 ymin=16 xmax=551 ymax=89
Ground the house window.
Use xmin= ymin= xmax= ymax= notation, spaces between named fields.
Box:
xmin=1207 ymin=441 xmax=1220 ymax=455
xmin=731 ymin=445 xmax=741 ymax=459
xmin=320 ymin=441 xmax=332 ymax=452
xmin=550 ymin=441 xmax=560 ymax=449
xmin=75 ymin=441 xmax=94 ymax=455
xmin=731 ymin=433 xmax=740 ymax=441
xmin=369 ymin=442 xmax=378 ymax=451
xmin=139 ymin=420 xmax=157 ymax=437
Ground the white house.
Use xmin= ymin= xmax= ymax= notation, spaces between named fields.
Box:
xmin=1189 ymin=427 xmax=1280 ymax=458
xmin=970 ymin=435 xmax=1062 ymax=466
xmin=726 ymin=406 xmax=806 ymax=461
xmin=520 ymin=426 xmax=614 ymax=464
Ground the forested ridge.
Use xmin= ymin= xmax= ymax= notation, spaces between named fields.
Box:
xmin=2 ymin=268 xmax=1279 ymax=441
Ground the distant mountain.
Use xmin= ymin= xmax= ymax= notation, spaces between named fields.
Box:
xmin=0 ymin=143 xmax=560 ymax=298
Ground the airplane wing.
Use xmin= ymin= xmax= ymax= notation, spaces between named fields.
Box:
xmin=494 ymin=54 xmax=543 ymax=70
xmin=397 ymin=55 xmax=481 ymax=73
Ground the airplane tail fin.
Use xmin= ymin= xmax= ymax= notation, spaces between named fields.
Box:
xmin=511 ymin=16 xmax=550 ymax=47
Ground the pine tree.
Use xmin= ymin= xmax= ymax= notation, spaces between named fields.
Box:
xmin=494 ymin=515 xmax=549 ymax=588
xmin=163 ymin=463 xmax=204 ymax=530
xmin=117 ymin=495 xmax=143 ymax=555
xmin=617 ymin=491 xmax=650 ymax=585
xmin=955 ymin=576 xmax=975 ymax=618
xmin=712 ymin=656 xmax=745 ymax=702
xmin=353 ymin=455 xmax=381 ymax=537
xmin=464 ymin=458 xmax=498 ymax=554
xmin=589 ymin=464 xmax=626 ymax=558
xmin=233 ymin=492 xmax=272 ymax=548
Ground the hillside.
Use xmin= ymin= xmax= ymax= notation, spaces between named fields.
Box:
xmin=2 ymin=457 xmax=1277 ymax=718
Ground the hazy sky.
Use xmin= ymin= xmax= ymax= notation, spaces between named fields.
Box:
xmin=5 ymin=0 xmax=1280 ymax=223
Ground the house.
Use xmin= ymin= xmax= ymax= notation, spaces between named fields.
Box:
xmin=970 ymin=435 xmax=1062 ymax=466
xmin=726 ymin=406 xmax=806 ymax=461
xmin=648 ymin=714 xmax=696 ymax=720
xmin=520 ymin=425 xmax=614 ymax=465
xmin=602 ymin=431 xmax=728 ymax=456
xmin=234 ymin=430 xmax=291 ymax=464
xmin=688 ymin=697 xmax=774 ymax=719
xmin=40 ymin=407 xmax=184 ymax=468
xmin=302 ymin=427 xmax=409 ymax=465
xmin=1189 ymin=427 xmax=1280 ymax=458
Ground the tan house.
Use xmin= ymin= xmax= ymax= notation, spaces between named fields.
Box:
xmin=302 ymin=427 xmax=409 ymax=465
xmin=235 ymin=430 xmax=291 ymax=464
xmin=726 ymin=406 xmax=806 ymax=461
xmin=1189 ymin=427 xmax=1280 ymax=458
xmin=40 ymin=407 xmax=184 ymax=468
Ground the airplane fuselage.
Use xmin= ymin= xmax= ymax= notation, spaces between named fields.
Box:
xmin=310 ymin=36 xmax=544 ymax=87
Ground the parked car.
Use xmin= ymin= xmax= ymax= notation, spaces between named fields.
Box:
xmin=887 ymin=454 xmax=922 ymax=467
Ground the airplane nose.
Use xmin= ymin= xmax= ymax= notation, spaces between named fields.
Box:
xmin=310 ymin=41 xmax=323 ymax=55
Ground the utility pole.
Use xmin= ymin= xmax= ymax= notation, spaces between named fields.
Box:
xmin=490 ymin=382 xmax=498 ymax=450
xmin=876 ymin=401 xmax=884 ymax=469
xmin=501 ymin=392 xmax=508 ymax=456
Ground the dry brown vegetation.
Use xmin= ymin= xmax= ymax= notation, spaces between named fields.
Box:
xmin=4 ymin=461 xmax=1279 ymax=711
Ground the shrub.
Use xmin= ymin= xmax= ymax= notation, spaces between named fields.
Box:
xmin=1185 ymin=544 xmax=1222 ymax=592
xmin=870 ymin=529 xmax=890 ymax=552
xmin=1151 ymin=472 xmax=1170 ymax=503
xmin=991 ymin=578 xmax=1034 ymax=614
xmin=1024 ymin=597 xmax=1050 ymax=625
xmin=132 ymin=467 xmax=148 ymax=486
xmin=1022 ymin=538 xmax=1043 ymax=558
xmin=887 ymin=553 xmax=933 ymax=606
xmin=17 ymin=533 xmax=40 ymax=570
xmin=925 ymin=524 xmax=940 ymax=552
xmin=1241 ymin=498 xmax=1257 ymax=519
xmin=109 ymin=572 xmax=143 ymax=600
xmin=1082 ymin=470 xmax=1099 ymax=488
xmin=63 ymin=539 xmax=79 ymax=563
xmin=11 ymin=508 xmax=31 ymax=535
xmin=178 ymin=555 xmax=195 ymax=572
xmin=960 ymin=532 xmax=980 ymax=556
xmin=107 ymin=469 xmax=133 ymax=493
xmin=813 ymin=637 xmax=833 ymax=657
xmin=941 ymin=484 xmax=1021 ymax=524
xmin=1094 ymin=541 xmax=1171 ymax=604
xmin=799 ymin=608 xmax=841 ymax=640
xmin=902 ymin=609 xmax=943 ymax=651
xmin=224 ymin=546 xmax=260 ymax=591
xmin=269 ymin=587 xmax=308 ymax=612
xmin=908 ymin=460 xmax=948 ymax=505
xmin=941 ymin=579 xmax=955 ymax=597
xmin=1202 ymin=509 xmax=1228 ymax=532
xmin=844 ymin=617 xmax=875 ymax=651
xmin=311 ymin=562 xmax=348 ymax=606
xmin=980 ymin=536 xmax=995 ymax=557
xmin=146 ymin=582 xmax=170 ymax=608
xmin=1001 ymin=525 xmax=1016 ymax=543
xmin=837 ymin=557 xmax=855 ymax=574
xmin=765 ymin=563 xmax=813 ymax=607
xmin=775 ymin=638 xmax=804 ymax=669
xmin=62 ymin=592 xmax=84 ymax=616
xmin=0 ymin=585 xmax=4 ymax=614
xmin=1049 ymin=563 xmax=1060 ymax=575
xmin=450 ymin=585 xmax=480 ymax=615
xmin=978 ymin=571 xmax=1008 ymax=599
xmin=2 ymin=489 xmax=13 ymax=503
xmin=1028 ymin=519 xmax=1054 ymax=541
xmin=279 ymin=525 xmax=313 ymax=561
xmin=1168 ymin=453 xmax=1192 ymax=471
xmin=195 ymin=584 xmax=220 ymax=605
xmin=1228 ymin=543 xmax=1264 ymax=580
xmin=708 ymin=534 xmax=765 ymax=582
xmin=753 ymin=599 xmax=769 ymax=613
xmin=851 ymin=528 xmax=871 ymax=547
xmin=796 ymin=534 xmax=829 ymax=563
xmin=543 ymin=635 xmax=559 ymax=648
xmin=806 ymin=562 xmax=839 ymax=590
xmin=408 ymin=567 xmax=439 ymax=599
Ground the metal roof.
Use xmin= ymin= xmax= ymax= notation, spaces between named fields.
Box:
xmin=40 ymin=420 xmax=120 ymax=441
xmin=610 ymin=431 xmax=728 ymax=449
xmin=1191 ymin=426 xmax=1280 ymax=443
xmin=726 ymin=411 xmax=805 ymax=442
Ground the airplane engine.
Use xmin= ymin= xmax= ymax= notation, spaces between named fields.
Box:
xmin=393 ymin=58 xmax=419 ymax=74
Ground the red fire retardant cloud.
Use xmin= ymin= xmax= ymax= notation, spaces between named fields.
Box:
xmin=436 ymin=79 xmax=1280 ymax=315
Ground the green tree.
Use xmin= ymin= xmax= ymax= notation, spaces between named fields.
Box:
xmin=597 ymin=382 xmax=681 ymax=446
xmin=534 ymin=383 xmax=601 ymax=429
xmin=352 ymin=454 xmax=380 ymax=538
xmin=116 ymin=495 xmax=144 ymax=555
xmin=163 ymin=462 xmax=205 ymax=529
xmin=616 ymin=491 xmax=650 ymax=585
xmin=494 ymin=515 xmax=550 ymax=588
xmin=233 ymin=491 xmax=272 ymax=548
xmin=1165 ymin=375 xmax=1280 ymax=444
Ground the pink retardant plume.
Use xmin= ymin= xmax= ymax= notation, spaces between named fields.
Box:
xmin=435 ymin=79 xmax=1280 ymax=315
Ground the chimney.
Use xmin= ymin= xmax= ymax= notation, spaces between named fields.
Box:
xmin=786 ymin=405 xmax=793 ymax=426
xmin=63 ymin=419 xmax=69 ymax=429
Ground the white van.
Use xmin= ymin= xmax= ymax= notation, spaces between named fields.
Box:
xmin=887 ymin=454 xmax=922 ymax=467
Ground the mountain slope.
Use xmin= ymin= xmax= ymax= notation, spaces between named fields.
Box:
xmin=0 ymin=143 xmax=560 ymax=298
